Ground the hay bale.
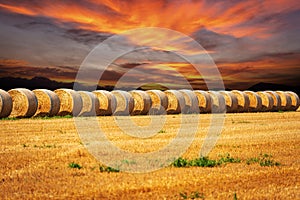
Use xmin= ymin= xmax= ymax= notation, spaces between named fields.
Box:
xmin=111 ymin=90 xmax=134 ymax=116
xmin=193 ymin=90 xmax=212 ymax=113
xmin=164 ymin=90 xmax=185 ymax=114
xmin=219 ymin=91 xmax=238 ymax=113
xmin=179 ymin=90 xmax=199 ymax=114
xmin=146 ymin=90 xmax=168 ymax=115
xmin=129 ymin=90 xmax=152 ymax=115
xmin=275 ymin=91 xmax=292 ymax=111
xmin=32 ymin=89 xmax=60 ymax=117
xmin=231 ymin=90 xmax=250 ymax=112
xmin=256 ymin=91 xmax=274 ymax=112
xmin=92 ymin=90 xmax=116 ymax=116
xmin=78 ymin=91 xmax=100 ymax=116
xmin=207 ymin=91 xmax=226 ymax=113
xmin=0 ymin=89 xmax=12 ymax=118
xmin=265 ymin=91 xmax=281 ymax=111
xmin=244 ymin=91 xmax=262 ymax=112
xmin=8 ymin=88 xmax=38 ymax=118
xmin=54 ymin=89 xmax=82 ymax=116
xmin=285 ymin=91 xmax=300 ymax=111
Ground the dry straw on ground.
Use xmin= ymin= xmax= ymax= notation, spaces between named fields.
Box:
xmin=54 ymin=89 xmax=82 ymax=116
xmin=231 ymin=90 xmax=250 ymax=112
xmin=207 ymin=91 xmax=226 ymax=113
xmin=285 ymin=91 xmax=300 ymax=111
xmin=0 ymin=89 xmax=12 ymax=118
xmin=164 ymin=90 xmax=185 ymax=114
xmin=219 ymin=91 xmax=238 ymax=113
xmin=146 ymin=90 xmax=168 ymax=115
xmin=256 ymin=92 xmax=274 ymax=112
xmin=8 ymin=88 xmax=38 ymax=118
xmin=265 ymin=91 xmax=281 ymax=111
xmin=92 ymin=90 xmax=116 ymax=116
xmin=179 ymin=90 xmax=199 ymax=114
xmin=33 ymin=89 xmax=60 ymax=117
xmin=244 ymin=91 xmax=262 ymax=112
xmin=78 ymin=91 xmax=100 ymax=116
xmin=193 ymin=90 xmax=212 ymax=113
xmin=129 ymin=90 xmax=152 ymax=115
xmin=275 ymin=91 xmax=292 ymax=111
xmin=111 ymin=90 xmax=134 ymax=116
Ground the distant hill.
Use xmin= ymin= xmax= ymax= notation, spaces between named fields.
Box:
xmin=248 ymin=82 xmax=299 ymax=96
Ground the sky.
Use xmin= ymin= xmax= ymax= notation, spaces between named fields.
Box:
xmin=0 ymin=0 xmax=299 ymax=90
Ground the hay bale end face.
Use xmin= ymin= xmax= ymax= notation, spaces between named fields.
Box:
xmin=0 ymin=89 xmax=12 ymax=118
xmin=179 ymin=90 xmax=199 ymax=114
xmin=219 ymin=91 xmax=238 ymax=113
xmin=275 ymin=91 xmax=292 ymax=111
xmin=207 ymin=91 xmax=226 ymax=113
xmin=54 ymin=89 xmax=82 ymax=116
xmin=146 ymin=90 xmax=168 ymax=115
xmin=78 ymin=91 xmax=100 ymax=116
xmin=129 ymin=90 xmax=152 ymax=115
xmin=8 ymin=88 xmax=38 ymax=118
xmin=111 ymin=90 xmax=134 ymax=116
xmin=285 ymin=91 xmax=300 ymax=111
xmin=265 ymin=91 xmax=281 ymax=111
xmin=164 ymin=90 xmax=185 ymax=114
xmin=244 ymin=91 xmax=262 ymax=112
xmin=231 ymin=90 xmax=250 ymax=112
xmin=92 ymin=90 xmax=116 ymax=116
xmin=256 ymin=92 xmax=274 ymax=112
xmin=33 ymin=89 xmax=60 ymax=117
xmin=193 ymin=90 xmax=212 ymax=113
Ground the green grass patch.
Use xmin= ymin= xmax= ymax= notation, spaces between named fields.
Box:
xmin=68 ymin=162 xmax=82 ymax=169
xmin=179 ymin=191 xmax=205 ymax=199
xmin=99 ymin=165 xmax=120 ymax=173
xmin=246 ymin=153 xmax=280 ymax=167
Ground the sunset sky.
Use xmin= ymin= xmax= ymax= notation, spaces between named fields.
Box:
xmin=0 ymin=0 xmax=299 ymax=90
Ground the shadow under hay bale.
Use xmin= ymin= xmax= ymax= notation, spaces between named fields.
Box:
xmin=164 ymin=90 xmax=185 ymax=114
xmin=256 ymin=91 xmax=274 ymax=112
xmin=231 ymin=90 xmax=250 ymax=113
xmin=219 ymin=91 xmax=238 ymax=113
xmin=146 ymin=90 xmax=168 ymax=115
xmin=92 ymin=90 xmax=116 ymax=116
xmin=129 ymin=90 xmax=152 ymax=115
xmin=207 ymin=91 xmax=226 ymax=113
xmin=33 ymin=89 xmax=60 ymax=117
xmin=54 ymin=89 xmax=82 ymax=116
xmin=111 ymin=90 xmax=134 ymax=116
xmin=179 ymin=89 xmax=199 ymax=114
xmin=265 ymin=91 xmax=281 ymax=111
xmin=193 ymin=90 xmax=212 ymax=113
xmin=285 ymin=91 xmax=300 ymax=111
xmin=0 ymin=89 xmax=12 ymax=118
xmin=78 ymin=91 xmax=100 ymax=116
xmin=244 ymin=91 xmax=262 ymax=112
xmin=8 ymin=88 xmax=38 ymax=118
xmin=275 ymin=91 xmax=292 ymax=111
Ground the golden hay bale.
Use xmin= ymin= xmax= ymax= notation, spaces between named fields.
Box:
xmin=231 ymin=90 xmax=250 ymax=112
xmin=285 ymin=91 xmax=300 ymax=111
xmin=129 ymin=90 xmax=152 ymax=115
xmin=164 ymin=90 xmax=186 ymax=114
xmin=111 ymin=90 xmax=134 ymax=116
xmin=193 ymin=90 xmax=212 ymax=113
xmin=146 ymin=90 xmax=168 ymax=115
xmin=33 ymin=89 xmax=60 ymax=117
xmin=207 ymin=91 xmax=226 ymax=113
xmin=256 ymin=91 xmax=274 ymax=112
xmin=179 ymin=90 xmax=199 ymax=114
xmin=8 ymin=88 xmax=38 ymax=118
xmin=244 ymin=91 xmax=262 ymax=112
xmin=0 ymin=89 xmax=12 ymax=118
xmin=265 ymin=91 xmax=281 ymax=111
xmin=275 ymin=91 xmax=292 ymax=111
xmin=54 ymin=89 xmax=82 ymax=116
xmin=218 ymin=91 xmax=238 ymax=113
xmin=78 ymin=91 xmax=100 ymax=116
xmin=92 ymin=90 xmax=116 ymax=116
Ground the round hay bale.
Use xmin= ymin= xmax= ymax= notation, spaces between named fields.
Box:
xmin=33 ymin=89 xmax=60 ymax=117
xmin=8 ymin=88 xmax=38 ymax=118
xmin=219 ymin=91 xmax=238 ymax=113
xmin=285 ymin=91 xmax=300 ymax=111
xmin=179 ymin=90 xmax=199 ymax=114
xmin=111 ymin=90 xmax=134 ymax=116
xmin=129 ymin=90 xmax=152 ymax=115
xmin=78 ymin=91 xmax=100 ymax=116
xmin=256 ymin=91 xmax=274 ymax=112
xmin=193 ymin=90 xmax=212 ymax=113
xmin=0 ymin=89 xmax=12 ymax=118
xmin=275 ymin=91 xmax=292 ymax=111
xmin=265 ymin=91 xmax=281 ymax=111
xmin=146 ymin=90 xmax=168 ymax=115
xmin=164 ymin=90 xmax=185 ymax=114
xmin=54 ymin=89 xmax=82 ymax=116
xmin=207 ymin=91 xmax=226 ymax=113
xmin=231 ymin=90 xmax=250 ymax=112
xmin=92 ymin=90 xmax=116 ymax=116
xmin=244 ymin=91 xmax=262 ymax=112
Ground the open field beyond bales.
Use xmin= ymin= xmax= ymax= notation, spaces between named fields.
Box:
xmin=0 ymin=112 xmax=299 ymax=199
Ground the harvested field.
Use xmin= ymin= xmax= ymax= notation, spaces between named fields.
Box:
xmin=0 ymin=112 xmax=299 ymax=199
